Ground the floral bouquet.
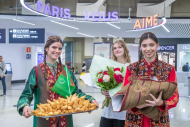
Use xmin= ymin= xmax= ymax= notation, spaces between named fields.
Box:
xmin=80 ymin=55 xmax=128 ymax=108
xmin=97 ymin=66 xmax=124 ymax=109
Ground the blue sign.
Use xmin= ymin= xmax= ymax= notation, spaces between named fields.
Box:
xmin=0 ymin=29 xmax=6 ymax=43
xmin=9 ymin=28 xmax=45 ymax=43
xmin=37 ymin=54 xmax=44 ymax=65
xmin=181 ymin=45 xmax=190 ymax=50
xmin=26 ymin=54 xmax=31 ymax=60
xmin=157 ymin=46 xmax=175 ymax=51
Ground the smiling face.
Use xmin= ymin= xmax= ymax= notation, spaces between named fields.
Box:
xmin=45 ymin=42 xmax=62 ymax=61
xmin=113 ymin=43 xmax=125 ymax=58
xmin=141 ymin=38 xmax=159 ymax=59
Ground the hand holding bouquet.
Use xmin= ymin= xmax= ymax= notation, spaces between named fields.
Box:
xmin=97 ymin=66 xmax=124 ymax=109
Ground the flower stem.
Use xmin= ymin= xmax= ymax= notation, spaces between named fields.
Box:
xmin=101 ymin=97 xmax=111 ymax=109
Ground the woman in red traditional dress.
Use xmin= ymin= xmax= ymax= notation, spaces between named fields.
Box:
xmin=123 ymin=32 xmax=179 ymax=127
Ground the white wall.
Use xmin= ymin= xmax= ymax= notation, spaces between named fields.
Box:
xmin=126 ymin=44 xmax=139 ymax=63
xmin=84 ymin=38 xmax=94 ymax=56
xmin=0 ymin=44 xmax=44 ymax=80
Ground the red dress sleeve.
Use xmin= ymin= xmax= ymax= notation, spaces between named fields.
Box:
xmin=122 ymin=67 xmax=139 ymax=112
xmin=158 ymin=67 xmax=179 ymax=111
xmin=122 ymin=67 xmax=131 ymax=87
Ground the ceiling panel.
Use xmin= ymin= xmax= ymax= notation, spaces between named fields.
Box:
xmin=1 ymin=15 xmax=190 ymax=38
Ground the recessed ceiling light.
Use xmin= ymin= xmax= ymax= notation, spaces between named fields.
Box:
xmin=106 ymin=22 xmax=120 ymax=29
xmin=107 ymin=34 xmax=117 ymax=38
xmin=77 ymin=32 xmax=94 ymax=37
xmin=13 ymin=19 xmax=35 ymax=25
xmin=51 ymin=20 xmax=79 ymax=30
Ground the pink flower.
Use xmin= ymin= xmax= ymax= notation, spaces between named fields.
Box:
xmin=114 ymin=74 xmax=117 ymax=78
xmin=98 ymin=79 xmax=103 ymax=83
xmin=104 ymin=71 xmax=109 ymax=75
xmin=98 ymin=74 xmax=103 ymax=78
xmin=114 ymin=74 xmax=123 ymax=83
xmin=114 ymin=68 xmax=120 ymax=72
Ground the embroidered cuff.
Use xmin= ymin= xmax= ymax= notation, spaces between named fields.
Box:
xmin=89 ymin=97 xmax=95 ymax=102
xmin=18 ymin=103 xmax=29 ymax=116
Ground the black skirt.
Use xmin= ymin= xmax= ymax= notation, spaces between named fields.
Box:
xmin=99 ymin=117 xmax=125 ymax=127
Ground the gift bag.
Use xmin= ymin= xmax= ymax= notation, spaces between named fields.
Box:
xmin=51 ymin=65 xmax=76 ymax=98
xmin=112 ymin=77 xmax=177 ymax=120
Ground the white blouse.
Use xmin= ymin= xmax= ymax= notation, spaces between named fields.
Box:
xmin=101 ymin=63 xmax=129 ymax=120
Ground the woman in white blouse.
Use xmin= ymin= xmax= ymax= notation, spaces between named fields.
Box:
xmin=100 ymin=40 xmax=131 ymax=127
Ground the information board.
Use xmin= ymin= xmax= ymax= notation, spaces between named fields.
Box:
xmin=9 ymin=28 xmax=45 ymax=43
xmin=0 ymin=29 xmax=6 ymax=43
xmin=93 ymin=43 xmax=111 ymax=59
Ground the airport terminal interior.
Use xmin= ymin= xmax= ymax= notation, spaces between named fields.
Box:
xmin=1 ymin=0 xmax=190 ymax=127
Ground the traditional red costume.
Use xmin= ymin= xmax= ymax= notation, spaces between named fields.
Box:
xmin=123 ymin=59 xmax=179 ymax=127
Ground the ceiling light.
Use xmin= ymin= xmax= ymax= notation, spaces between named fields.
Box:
xmin=13 ymin=19 xmax=35 ymax=25
xmin=106 ymin=22 xmax=121 ymax=29
xmin=107 ymin=34 xmax=117 ymax=38
xmin=51 ymin=20 xmax=79 ymax=30
xmin=162 ymin=25 xmax=170 ymax=32
xmin=77 ymin=32 xmax=94 ymax=38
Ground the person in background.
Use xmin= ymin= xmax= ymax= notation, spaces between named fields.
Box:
xmin=75 ymin=67 xmax=78 ymax=74
xmin=71 ymin=67 xmax=75 ymax=73
xmin=182 ymin=62 xmax=189 ymax=72
xmin=82 ymin=61 xmax=86 ymax=72
xmin=100 ymin=40 xmax=131 ymax=127
xmin=0 ymin=56 xmax=6 ymax=96
xmin=186 ymin=62 xmax=189 ymax=72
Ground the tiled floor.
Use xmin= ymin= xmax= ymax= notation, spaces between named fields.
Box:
xmin=0 ymin=75 xmax=190 ymax=127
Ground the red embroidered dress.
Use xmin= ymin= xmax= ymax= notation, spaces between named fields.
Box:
xmin=123 ymin=59 xmax=179 ymax=127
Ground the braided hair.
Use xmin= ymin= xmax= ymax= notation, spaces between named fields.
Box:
xmin=136 ymin=32 xmax=159 ymax=76
xmin=44 ymin=36 xmax=63 ymax=80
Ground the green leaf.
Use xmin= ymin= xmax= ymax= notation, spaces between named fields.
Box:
xmin=121 ymin=67 xmax=124 ymax=73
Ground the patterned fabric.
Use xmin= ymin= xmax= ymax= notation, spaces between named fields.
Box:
xmin=39 ymin=62 xmax=67 ymax=127
xmin=123 ymin=59 xmax=179 ymax=127
xmin=47 ymin=62 xmax=58 ymax=80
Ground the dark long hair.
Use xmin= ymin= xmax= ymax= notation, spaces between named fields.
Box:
xmin=136 ymin=32 xmax=159 ymax=76
xmin=44 ymin=36 xmax=63 ymax=80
